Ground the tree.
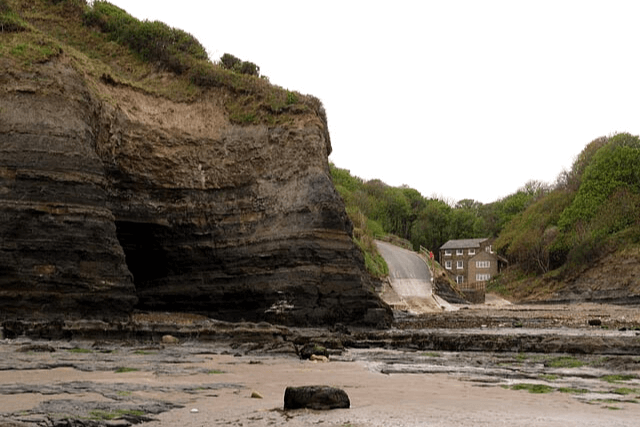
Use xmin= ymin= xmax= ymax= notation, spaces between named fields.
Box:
xmin=558 ymin=133 xmax=640 ymax=230
xmin=495 ymin=189 xmax=572 ymax=273
xmin=410 ymin=198 xmax=452 ymax=257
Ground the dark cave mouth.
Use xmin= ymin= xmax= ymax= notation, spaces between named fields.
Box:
xmin=114 ymin=220 xmax=170 ymax=285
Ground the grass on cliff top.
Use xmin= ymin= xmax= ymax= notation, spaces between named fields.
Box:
xmin=1 ymin=0 xmax=325 ymax=127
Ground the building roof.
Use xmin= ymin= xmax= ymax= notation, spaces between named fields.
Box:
xmin=440 ymin=238 xmax=490 ymax=250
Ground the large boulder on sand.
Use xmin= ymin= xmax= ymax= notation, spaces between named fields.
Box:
xmin=283 ymin=385 xmax=350 ymax=410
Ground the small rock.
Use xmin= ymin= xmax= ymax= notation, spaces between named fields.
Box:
xmin=16 ymin=344 xmax=56 ymax=353
xmin=330 ymin=323 xmax=351 ymax=335
xmin=364 ymin=308 xmax=390 ymax=327
xmin=190 ymin=408 xmax=199 ymax=413
xmin=299 ymin=343 xmax=328 ymax=359
xmin=309 ymin=354 xmax=329 ymax=363
xmin=284 ymin=385 xmax=350 ymax=410
xmin=251 ymin=391 xmax=263 ymax=399
xmin=162 ymin=335 xmax=179 ymax=344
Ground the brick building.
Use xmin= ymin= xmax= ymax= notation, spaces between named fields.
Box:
xmin=439 ymin=238 xmax=506 ymax=286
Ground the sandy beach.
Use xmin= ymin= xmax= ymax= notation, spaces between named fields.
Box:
xmin=2 ymin=337 xmax=639 ymax=427
xmin=146 ymin=353 xmax=640 ymax=427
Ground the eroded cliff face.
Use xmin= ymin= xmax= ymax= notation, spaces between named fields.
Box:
xmin=0 ymin=58 xmax=391 ymax=326
xmin=0 ymin=60 xmax=137 ymax=321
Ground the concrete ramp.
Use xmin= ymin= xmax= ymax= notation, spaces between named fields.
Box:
xmin=376 ymin=241 xmax=444 ymax=314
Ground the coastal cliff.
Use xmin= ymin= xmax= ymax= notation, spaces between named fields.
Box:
xmin=0 ymin=0 xmax=391 ymax=327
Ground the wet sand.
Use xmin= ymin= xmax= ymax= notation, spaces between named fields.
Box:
xmin=1 ymin=339 xmax=639 ymax=427
xmin=146 ymin=354 xmax=639 ymax=427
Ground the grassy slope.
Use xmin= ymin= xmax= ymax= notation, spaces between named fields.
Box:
xmin=330 ymin=163 xmax=389 ymax=278
xmin=490 ymin=134 xmax=640 ymax=301
xmin=0 ymin=0 xmax=324 ymax=127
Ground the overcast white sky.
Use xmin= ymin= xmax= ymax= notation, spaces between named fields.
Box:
xmin=108 ymin=0 xmax=640 ymax=204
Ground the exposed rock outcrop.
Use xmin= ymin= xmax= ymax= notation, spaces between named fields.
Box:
xmin=0 ymin=56 xmax=391 ymax=327
xmin=0 ymin=61 xmax=137 ymax=321
xmin=284 ymin=386 xmax=350 ymax=410
xmin=521 ymin=249 xmax=640 ymax=305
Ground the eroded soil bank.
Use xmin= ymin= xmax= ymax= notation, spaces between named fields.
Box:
xmin=1 ymin=301 xmax=640 ymax=426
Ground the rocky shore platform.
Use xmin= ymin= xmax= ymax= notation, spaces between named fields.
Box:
xmin=2 ymin=301 xmax=640 ymax=426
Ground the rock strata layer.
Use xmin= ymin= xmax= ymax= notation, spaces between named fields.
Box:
xmin=0 ymin=58 xmax=391 ymax=327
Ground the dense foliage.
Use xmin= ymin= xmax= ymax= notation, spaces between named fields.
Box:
xmin=328 ymin=164 xmax=540 ymax=261
xmin=330 ymin=165 xmax=388 ymax=277
xmin=495 ymin=133 xmax=640 ymax=283
xmin=332 ymin=132 xmax=640 ymax=292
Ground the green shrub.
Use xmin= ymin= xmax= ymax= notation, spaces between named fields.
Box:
xmin=83 ymin=1 xmax=208 ymax=74
xmin=219 ymin=52 xmax=260 ymax=76
xmin=329 ymin=164 xmax=364 ymax=194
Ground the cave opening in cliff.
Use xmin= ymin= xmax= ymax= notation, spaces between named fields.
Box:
xmin=114 ymin=221 xmax=171 ymax=286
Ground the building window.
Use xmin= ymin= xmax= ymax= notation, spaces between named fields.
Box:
xmin=444 ymin=250 xmax=452 ymax=256
xmin=476 ymin=273 xmax=491 ymax=282
xmin=476 ymin=260 xmax=491 ymax=268
xmin=468 ymin=249 xmax=476 ymax=255
xmin=456 ymin=249 xmax=464 ymax=256
xmin=456 ymin=275 xmax=464 ymax=284
xmin=445 ymin=261 xmax=452 ymax=270
xmin=485 ymin=245 xmax=493 ymax=253
xmin=456 ymin=260 xmax=464 ymax=269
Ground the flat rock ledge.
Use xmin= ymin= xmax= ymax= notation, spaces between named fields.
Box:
xmin=3 ymin=315 xmax=640 ymax=356
xmin=284 ymin=385 xmax=350 ymax=410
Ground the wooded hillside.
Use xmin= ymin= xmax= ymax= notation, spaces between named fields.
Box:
xmin=332 ymin=133 xmax=640 ymax=299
